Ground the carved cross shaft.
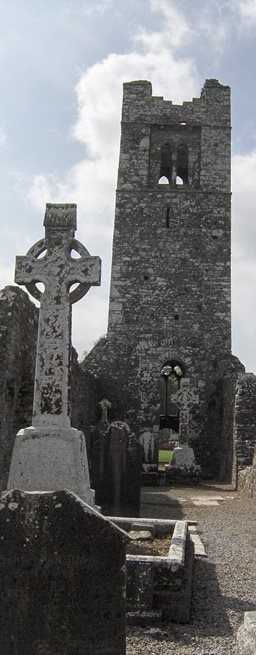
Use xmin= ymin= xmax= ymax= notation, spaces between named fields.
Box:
xmin=15 ymin=204 xmax=101 ymax=429
xmin=172 ymin=379 xmax=199 ymax=445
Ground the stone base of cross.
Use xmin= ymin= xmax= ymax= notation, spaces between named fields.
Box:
xmin=7 ymin=204 xmax=101 ymax=505
xmin=8 ymin=426 xmax=96 ymax=504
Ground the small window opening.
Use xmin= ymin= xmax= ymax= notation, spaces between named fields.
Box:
xmin=69 ymin=282 xmax=80 ymax=293
xmin=179 ymin=121 xmax=187 ymax=126
xmin=37 ymin=249 xmax=47 ymax=260
xmin=70 ymin=249 xmax=81 ymax=259
xmin=175 ymin=176 xmax=184 ymax=186
xmin=166 ymin=206 xmax=170 ymax=228
xmin=174 ymin=313 xmax=179 ymax=321
xmin=158 ymin=176 xmax=169 ymax=185
xmin=144 ymin=274 xmax=149 ymax=281
xmin=35 ymin=282 xmax=45 ymax=294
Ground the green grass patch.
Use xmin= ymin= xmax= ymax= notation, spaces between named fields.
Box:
xmin=158 ymin=449 xmax=173 ymax=463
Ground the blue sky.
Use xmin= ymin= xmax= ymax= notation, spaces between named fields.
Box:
xmin=1 ymin=0 xmax=256 ymax=371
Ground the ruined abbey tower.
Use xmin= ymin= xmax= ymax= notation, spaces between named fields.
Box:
xmin=1 ymin=79 xmax=256 ymax=486
xmin=84 ymin=79 xmax=247 ymax=479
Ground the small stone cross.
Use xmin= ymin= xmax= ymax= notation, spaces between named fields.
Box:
xmin=172 ymin=378 xmax=199 ymax=445
xmin=15 ymin=203 xmax=101 ymax=429
xmin=99 ymin=398 xmax=112 ymax=426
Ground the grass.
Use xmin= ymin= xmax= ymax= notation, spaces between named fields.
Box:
xmin=158 ymin=449 xmax=173 ymax=464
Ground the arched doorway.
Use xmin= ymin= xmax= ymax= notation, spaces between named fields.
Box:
xmin=160 ymin=361 xmax=184 ymax=431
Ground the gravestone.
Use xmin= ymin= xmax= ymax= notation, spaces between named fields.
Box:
xmin=91 ymin=399 xmax=111 ymax=507
xmin=0 ymin=489 xmax=129 ymax=655
xmin=8 ymin=204 xmax=101 ymax=503
xmin=139 ymin=428 xmax=159 ymax=471
xmin=106 ymin=420 xmax=142 ymax=517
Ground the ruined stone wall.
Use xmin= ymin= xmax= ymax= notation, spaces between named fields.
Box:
xmin=0 ymin=286 xmax=38 ymax=489
xmin=238 ymin=454 xmax=256 ymax=497
xmin=71 ymin=349 xmax=99 ymax=464
xmin=234 ymin=373 xmax=256 ymax=471
xmin=83 ymin=79 xmax=235 ymax=478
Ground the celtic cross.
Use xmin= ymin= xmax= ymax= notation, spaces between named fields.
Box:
xmin=15 ymin=203 xmax=101 ymax=429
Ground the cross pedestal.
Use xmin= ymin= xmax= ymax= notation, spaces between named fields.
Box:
xmin=8 ymin=204 xmax=101 ymax=503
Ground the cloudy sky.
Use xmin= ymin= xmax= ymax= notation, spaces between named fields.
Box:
xmin=0 ymin=0 xmax=256 ymax=371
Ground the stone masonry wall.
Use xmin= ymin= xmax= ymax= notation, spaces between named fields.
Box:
xmin=0 ymin=286 xmax=38 ymax=489
xmin=70 ymin=349 xmax=99 ymax=465
xmin=234 ymin=373 xmax=256 ymax=471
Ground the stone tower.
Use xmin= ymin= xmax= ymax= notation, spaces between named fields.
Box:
xmin=84 ymin=79 xmax=244 ymax=478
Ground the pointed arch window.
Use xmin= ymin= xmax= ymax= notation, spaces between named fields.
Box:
xmin=158 ymin=143 xmax=173 ymax=184
xmin=176 ymin=144 xmax=188 ymax=185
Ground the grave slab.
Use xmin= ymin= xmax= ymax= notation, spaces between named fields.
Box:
xmin=0 ymin=489 xmax=129 ymax=655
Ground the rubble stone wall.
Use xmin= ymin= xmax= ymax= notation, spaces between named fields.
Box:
xmin=234 ymin=373 xmax=256 ymax=471
xmin=0 ymin=286 xmax=38 ymax=490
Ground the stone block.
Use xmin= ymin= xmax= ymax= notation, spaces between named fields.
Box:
xmin=0 ymin=489 xmax=129 ymax=655
xmin=237 ymin=612 xmax=256 ymax=655
xmin=7 ymin=426 xmax=95 ymax=506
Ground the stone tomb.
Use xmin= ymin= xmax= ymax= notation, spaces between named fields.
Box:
xmin=0 ymin=489 xmax=129 ymax=655
xmin=111 ymin=517 xmax=194 ymax=624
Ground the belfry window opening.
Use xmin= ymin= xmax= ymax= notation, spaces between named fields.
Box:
xmin=176 ymin=145 xmax=189 ymax=185
xmin=158 ymin=143 xmax=173 ymax=185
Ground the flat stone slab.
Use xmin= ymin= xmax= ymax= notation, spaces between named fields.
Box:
xmin=129 ymin=530 xmax=154 ymax=540
xmin=237 ymin=612 xmax=256 ymax=654
xmin=188 ymin=525 xmax=207 ymax=557
xmin=141 ymin=491 xmax=231 ymax=507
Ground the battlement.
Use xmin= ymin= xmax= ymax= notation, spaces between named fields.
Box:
xmin=122 ymin=78 xmax=230 ymax=126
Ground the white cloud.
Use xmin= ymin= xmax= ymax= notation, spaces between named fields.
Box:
xmin=72 ymin=295 xmax=108 ymax=360
xmin=146 ymin=0 xmax=191 ymax=49
xmin=0 ymin=260 xmax=16 ymax=289
xmin=82 ymin=0 xmax=112 ymax=16
xmin=195 ymin=2 xmax=232 ymax=57
xmin=0 ymin=124 xmax=7 ymax=148
xmin=236 ymin=0 xmax=256 ymax=22
xmin=26 ymin=4 xmax=200 ymax=357
xmin=232 ymin=149 xmax=256 ymax=372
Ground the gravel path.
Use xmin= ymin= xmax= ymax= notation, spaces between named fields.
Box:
xmin=126 ymin=485 xmax=256 ymax=654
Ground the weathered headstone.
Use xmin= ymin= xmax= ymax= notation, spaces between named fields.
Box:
xmin=139 ymin=428 xmax=159 ymax=471
xmin=91 ymin=399 xmax=111 ymax=506
xmin=8 ymin=204 xmax=101 ymax=503
xmin=0 ymin=489 xmax=129 ymax=655
xmin=106 ymin=420 xmax=142 ymax=517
